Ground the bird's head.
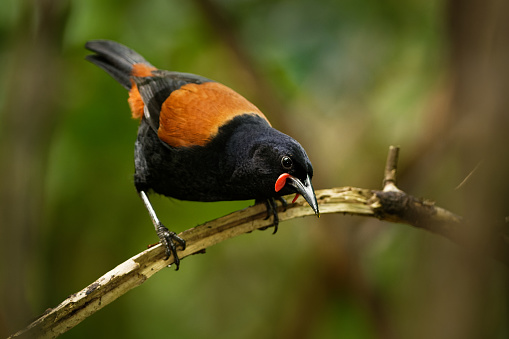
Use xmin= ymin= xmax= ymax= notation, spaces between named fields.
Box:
xmin=244 ymin=131 xmax=319 ymax=216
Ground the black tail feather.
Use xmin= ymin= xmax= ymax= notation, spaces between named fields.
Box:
xmin=85 ymin=40 xmax=154 ymax=90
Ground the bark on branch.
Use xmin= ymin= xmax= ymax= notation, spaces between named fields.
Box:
xmin=8 ymin=146 xmax=508 ymax=339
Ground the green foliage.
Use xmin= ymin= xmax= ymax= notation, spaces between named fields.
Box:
xmin=1 ymin=0 xmax=507 ymax=338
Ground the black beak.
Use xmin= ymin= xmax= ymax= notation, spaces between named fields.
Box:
xmin=287 ymin=174 xmax=320 ymax=216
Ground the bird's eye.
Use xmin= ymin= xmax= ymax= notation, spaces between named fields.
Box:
xmin=281 ymin=156 xmax=293 ymax=170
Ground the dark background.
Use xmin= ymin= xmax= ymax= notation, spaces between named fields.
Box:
xmin=1 ymin=0 xmax=508 ymax=338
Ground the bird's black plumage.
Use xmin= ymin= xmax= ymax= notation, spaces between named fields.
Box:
xmin=85 ymin=40 xmax=319 ymax=269
xmin=134 ymin=113 xmax=311 ymax=201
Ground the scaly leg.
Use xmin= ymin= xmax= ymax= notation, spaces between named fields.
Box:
xmin=259 ymin=197 xmax=287 ymax=234
xmin=139 ymin=191 xmax=186 ymax=270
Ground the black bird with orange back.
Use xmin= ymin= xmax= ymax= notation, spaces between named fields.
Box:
xmin=85 ymin=40 xmax=319 ymax=269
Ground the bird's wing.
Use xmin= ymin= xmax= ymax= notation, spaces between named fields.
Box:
xmin=133 ymin=73 xmax=270 ymax=148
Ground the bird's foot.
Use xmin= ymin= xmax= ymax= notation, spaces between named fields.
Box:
xmin=259 ymin=197 xmax=287 ymax=234
xmin=156 ymin=224 xmax=186 ymax=270
xmin=276 ymin=196 xmax=288 ymax=212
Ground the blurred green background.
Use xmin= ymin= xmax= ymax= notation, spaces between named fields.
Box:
xmin=1 ymin=0 xmax=508 ymax=338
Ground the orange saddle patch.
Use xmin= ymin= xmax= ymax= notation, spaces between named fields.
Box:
xmin=157 ymin=82 xmax=270 ymax=148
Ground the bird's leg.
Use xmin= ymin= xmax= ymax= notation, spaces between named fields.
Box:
xmin=277 ymin=196 xmax=288 ymax=212
xmin=257 ymin=197 xmax=287 ymax=234
xmin=266 ymin=198 xmax=279 ymax=234
xmin=139 ymin=190 xmax=186 ymax=270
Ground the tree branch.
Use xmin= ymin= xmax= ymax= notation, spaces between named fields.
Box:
xmin=8 ymin=146 xmax=508 ymax=339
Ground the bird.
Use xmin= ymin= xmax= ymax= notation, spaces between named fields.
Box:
xmin=85 ymin=39 xmax=319 ymax=269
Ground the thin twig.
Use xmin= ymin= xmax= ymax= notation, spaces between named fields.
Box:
xmin=383 ymin=145 xmax=400 ymax=191
xmin=455 ymin=160 xmax=483 ymax=190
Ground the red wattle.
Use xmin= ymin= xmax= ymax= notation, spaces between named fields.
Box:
xmin=275 ymin=173 xmax=291 ymax=192
xmin=292 ymin=194 xmax=300 ymax=203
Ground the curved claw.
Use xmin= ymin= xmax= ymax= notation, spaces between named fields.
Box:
xmin=277 ymin=196 xmax=288 ymax=212
xmin=261 ymin=197 xmax=287 ymax=234
xmin=156 ymin=224 xmax=186 ymax=270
